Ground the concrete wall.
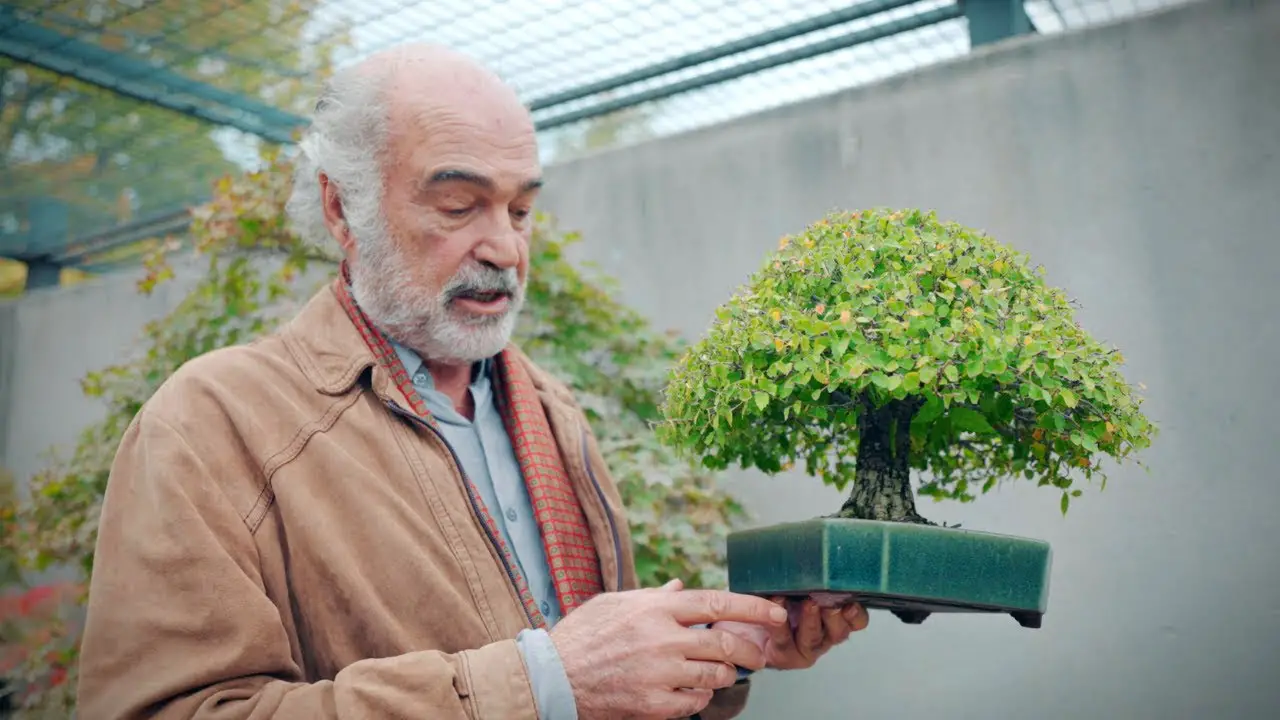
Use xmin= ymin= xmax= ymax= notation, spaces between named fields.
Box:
xmin=0 ymin=260 xmax=203 ymax=479
xmin=2 ymin=0 xmax=1277 ymax=716
xmin=539 ymin=1 xmax=1280 ymax=717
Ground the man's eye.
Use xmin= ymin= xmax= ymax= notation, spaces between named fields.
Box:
xmin=444 ymin=207 xmax=472 ymax=217
xmin=511 ymin=208 xmax=531 ymax=221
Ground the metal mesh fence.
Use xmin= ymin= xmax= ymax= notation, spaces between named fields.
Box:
xmin=0 ymin=0 xmax=1194 ymax=288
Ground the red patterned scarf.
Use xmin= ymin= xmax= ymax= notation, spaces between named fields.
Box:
xmin=332 ymin=267 xmax=605 ymax=625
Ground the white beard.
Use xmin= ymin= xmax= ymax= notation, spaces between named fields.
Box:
xmin=348 ymin=221 xmax=524 ymax=366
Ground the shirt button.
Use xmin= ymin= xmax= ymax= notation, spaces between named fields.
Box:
xmin=506 ymin=507 xmax=518 ymax=522
xmin=541 ymin=601 xmax=551 ymax=616
xmin=413 ymin=371 xmax=429 ymax=385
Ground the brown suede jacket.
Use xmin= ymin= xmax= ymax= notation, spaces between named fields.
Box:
xmin=75 ymin=283 xmax=751 ymax=719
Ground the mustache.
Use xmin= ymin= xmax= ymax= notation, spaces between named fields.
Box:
xmin=442 ymin=263 xmax=521 ymax=299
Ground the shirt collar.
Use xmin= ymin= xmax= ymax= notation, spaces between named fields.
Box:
xmin=390 ymin=339 xmax=491 ymax=391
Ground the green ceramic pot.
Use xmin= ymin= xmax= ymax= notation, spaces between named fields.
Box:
xmin=726 ymin=517 xmax=1052 ymax=628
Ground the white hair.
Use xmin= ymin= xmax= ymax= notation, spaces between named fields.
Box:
xmin=285 ymin=63 xmax=394 ymax=252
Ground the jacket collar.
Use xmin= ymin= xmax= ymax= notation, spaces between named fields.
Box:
xmin=281 ymin=282 xmax=377 ymax=397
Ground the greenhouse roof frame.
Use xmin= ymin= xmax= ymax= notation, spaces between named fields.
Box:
xmin=0 ymin=0 xmax=1189 ymax=289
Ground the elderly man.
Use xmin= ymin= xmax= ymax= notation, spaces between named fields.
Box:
xmin=76 ymin=43 xmax=868 ymax=720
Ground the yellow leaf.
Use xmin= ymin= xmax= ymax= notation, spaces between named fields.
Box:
xmin=778 ymin=236 xmax=790 ymax=250
xmin=774 ymin=338 xmax=785 ymax=352
xmin=771 ymin=309 xmax=782 ymax=322
xmin=1024 ymin=336 xmax=1033 ymax=346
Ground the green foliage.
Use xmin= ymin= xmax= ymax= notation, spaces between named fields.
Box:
xmin=1 ymin=0 xmax=347 ymax=268
xmin=0 ymin=152 xmax=741 ymax=715
xmin=658 ymin=208 xmax=1156 ymax=514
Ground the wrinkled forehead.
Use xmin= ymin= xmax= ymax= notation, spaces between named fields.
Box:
xmin=384 ymin=82 xmax=541 ymax=189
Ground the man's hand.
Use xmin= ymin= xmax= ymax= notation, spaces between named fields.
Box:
xmin=549 ymin=579 xmax=789 ymax=720
xmin=712 ymin=596 xmax=870 ymax=671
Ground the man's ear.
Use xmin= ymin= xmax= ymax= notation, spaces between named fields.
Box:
xmin=319 ymin=171 xmax=356 ymax=254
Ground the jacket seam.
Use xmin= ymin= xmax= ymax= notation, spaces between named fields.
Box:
xmin=460 ymin=651 xmax=481 ymax=719
xmin=243 ymin=389 xmax=364 ymax=533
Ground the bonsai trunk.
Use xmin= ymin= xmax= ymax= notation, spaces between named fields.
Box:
xmin=836 ymin=397 xmax=933 ymax=524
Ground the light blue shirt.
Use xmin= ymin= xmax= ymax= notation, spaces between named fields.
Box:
xmin=391 ymin=342 xmax=577 ymax=720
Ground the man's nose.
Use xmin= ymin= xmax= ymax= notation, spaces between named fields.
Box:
xmin=473 ymin=215 xmax=523 ymax=269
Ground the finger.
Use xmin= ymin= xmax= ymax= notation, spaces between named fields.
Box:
xmin=659 ymin=578 xmax=684 ymax=591
xmin=668 ymin=589 xmax=789 ymax=627
xmin=680 ymin=627 xmax=768 ymax=671
xmin=795 ymin=600 xmax=825 ymax=652
xmin=658 ymin=688 xmax=715 ymax=719
xmin=767 ymin=600 xmax=798 ymax=650
xmin=844 ymin=602 xmax=870 ymax=632
xmin=768 ymin=611 xmax=796 ymax=650
xmin=821 ymin=606 xmax=853 ymax=645
xmin=670 ymin=659 xmax=738 ymax=690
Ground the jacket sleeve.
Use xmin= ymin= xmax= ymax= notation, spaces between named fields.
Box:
xmin=76 ymin=408 xmax=541 ymax=720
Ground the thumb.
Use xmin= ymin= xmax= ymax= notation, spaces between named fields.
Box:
xmin=659 ymin=578 xmax=684 ymax=592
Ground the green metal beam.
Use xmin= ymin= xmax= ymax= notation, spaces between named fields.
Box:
xmin=535 ymin=3 xmax=964 ymax=131
xmin=962 ymin=0 xmax=1034 ymax=46
xmin=0 ymin=6 xmax=306 ymax=144
xmin=527 ymin=0 xmax=925 ymax=112
xmin=22 ymin=258 xmax=62 ymax=290
xmin=52 ymin=205 xmax=197 ymax=265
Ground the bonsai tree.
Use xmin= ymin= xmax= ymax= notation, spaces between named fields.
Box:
xmin=658 ymin=208 xmax=1156 ymax=525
